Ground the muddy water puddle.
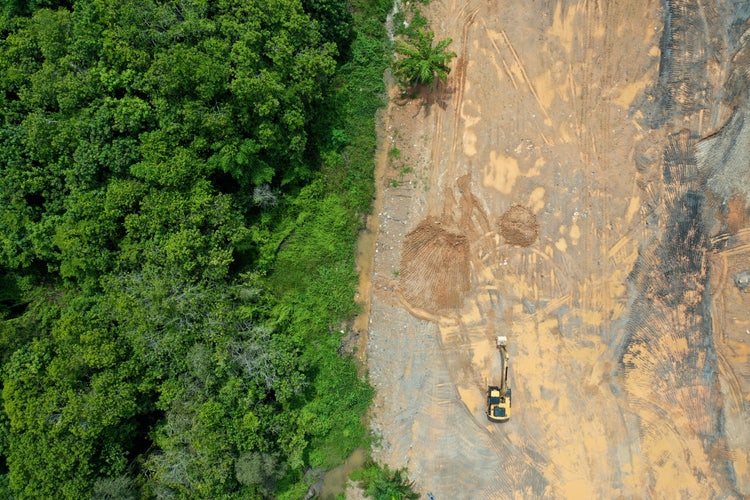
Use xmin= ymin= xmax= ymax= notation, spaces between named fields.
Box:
xmin=319 ymin=447 xmax=367 ymax=499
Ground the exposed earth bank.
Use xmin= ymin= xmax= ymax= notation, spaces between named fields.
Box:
xmin=360 ymin=0 xmax=750 ymax=498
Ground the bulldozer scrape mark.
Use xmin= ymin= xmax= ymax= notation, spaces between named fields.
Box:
xmin=499 ymin=29 xmax=551 ymax=124
xmin=450 ymin=7 xmax=479 ymax=160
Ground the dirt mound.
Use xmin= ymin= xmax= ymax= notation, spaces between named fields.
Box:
xmin=399 ymin=216 xmax=470 ymax=312
xmin=497 ymin=205 xmax=538 ymax=247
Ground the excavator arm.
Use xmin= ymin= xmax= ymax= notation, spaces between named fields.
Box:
xmin=487 ymin=336 xmax=511 ymax=422
xmin=497 ymin=336 xmax=509 ymax=395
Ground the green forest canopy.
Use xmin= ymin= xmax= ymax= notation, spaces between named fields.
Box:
xmin=0 ymin=0 xmax=391 ymax=497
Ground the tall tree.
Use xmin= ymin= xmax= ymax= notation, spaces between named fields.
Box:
xmin=393 ymin=29 xmax=456 ymax=89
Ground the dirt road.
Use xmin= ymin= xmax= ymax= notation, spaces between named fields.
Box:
xmin=361 ymin=0 xmax=750 ymax=498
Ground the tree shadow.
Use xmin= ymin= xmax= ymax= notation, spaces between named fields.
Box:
xmin=394 ymin=82 xmax=455 ymax=117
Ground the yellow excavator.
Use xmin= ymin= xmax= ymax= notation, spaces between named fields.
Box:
xmin=487 ymin=336 xmax=511 ymax=422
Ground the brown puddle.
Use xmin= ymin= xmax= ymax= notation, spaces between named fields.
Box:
xmin=352 ymin=222 xmax=377 ymax=366
xmin=319 ymin=447 xmax=368 ymax=499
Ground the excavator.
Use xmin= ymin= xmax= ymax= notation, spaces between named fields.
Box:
xmin=487 ymin=336 xmax=511 ymax=422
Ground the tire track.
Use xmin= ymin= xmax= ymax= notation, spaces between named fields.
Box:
xmin=622 ymin=127 xmax=727 ymax=493
xmin=497 ymin=30 xmax=551 ymax=125
xmin=709 ymin=243 xmax=749 ymax=414
xmin=449 ymin=7 xmax=478 ymax=160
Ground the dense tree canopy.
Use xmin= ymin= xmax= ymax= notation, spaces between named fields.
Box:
xmin=0 ymin=0 xmax=390 ymax=497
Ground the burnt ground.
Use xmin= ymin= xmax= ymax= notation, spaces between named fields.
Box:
xmin=354 ymin=0 xmax=750 ymax=498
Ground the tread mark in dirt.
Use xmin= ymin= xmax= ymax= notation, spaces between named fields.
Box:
xmin=709 ymin=247 xmax=748 ymax=412
xmin=480 ymin=19 xmax=553 ymax=147
xmin=716 ymin=346 xmax=745 ymax=413
xmin=478 ymin=18 xmax=519 ymax=91
xmin=439 ymin=326 xmax=550 ymax=497
xmin=623 ymin=128 xmax=726 ymax=490
xmin=498 ymin=30 xmax=552 ymax=125
xmin=449 ymin=7 xmax=479 ymax=160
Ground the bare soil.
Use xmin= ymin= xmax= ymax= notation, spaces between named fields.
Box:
xmin=357 ymin=0 xmax=750 ymax=498
xmin=498 ymin=205 xmax=538 ymax=247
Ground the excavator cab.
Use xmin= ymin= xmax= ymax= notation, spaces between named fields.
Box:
xmin=487 ymin=336 xmax=511 ymax=422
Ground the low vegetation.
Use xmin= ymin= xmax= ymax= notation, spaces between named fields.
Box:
xmin=350 ymin=460 xmax=420 ymax=500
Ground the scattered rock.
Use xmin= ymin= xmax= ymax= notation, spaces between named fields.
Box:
xmin=522 ymin=298 xmax=536 ymax=314
xmin=734 ymin=270 xmax=750 ymax=291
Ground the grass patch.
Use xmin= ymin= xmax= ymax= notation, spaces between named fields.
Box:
xmin=270 ymin=1 xmax=393 ymax=497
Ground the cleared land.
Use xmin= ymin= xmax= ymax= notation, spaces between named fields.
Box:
xmin=360 ymin=0 xmax=750 ymax=497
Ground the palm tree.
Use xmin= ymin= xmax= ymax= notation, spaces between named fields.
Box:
xmin=394 ymin=29 xmax=457 ymax=89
